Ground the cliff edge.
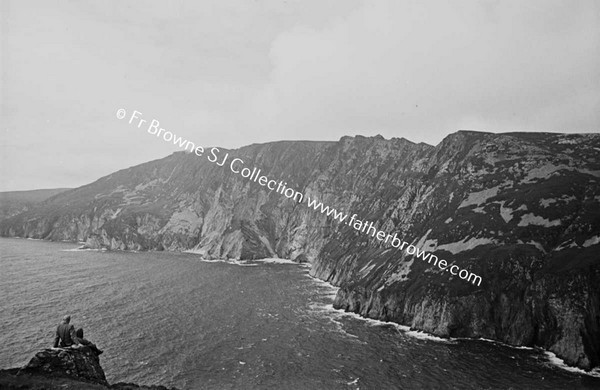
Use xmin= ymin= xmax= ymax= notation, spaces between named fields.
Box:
xmin=0 ymin=348 xmax=179 ymax=390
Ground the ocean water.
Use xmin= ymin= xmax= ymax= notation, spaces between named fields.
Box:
xmin=1 ymin=237 xmax=599 ymax=390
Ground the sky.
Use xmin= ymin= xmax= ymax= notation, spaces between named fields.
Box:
xmin=1 ymin=0 xmax=599 ymax=191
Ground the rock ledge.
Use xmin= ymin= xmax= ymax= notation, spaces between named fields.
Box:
xmin=0 ymin=348 xmax=179 ymax=390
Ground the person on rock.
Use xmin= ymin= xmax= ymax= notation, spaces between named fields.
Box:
xmin=73 ymin=328 xmax=103 ymax=355
xmin=53 ymin=314 xmax=78 ymax=348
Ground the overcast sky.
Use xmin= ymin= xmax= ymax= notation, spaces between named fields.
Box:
xmin=1 ymin=0 xmax=599 ymax=191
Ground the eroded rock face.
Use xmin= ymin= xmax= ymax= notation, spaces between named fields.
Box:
xmin=19 ymin=347 xmax=108 ymax=386
xmin=1 ymin=131 xmax=599 ymax=370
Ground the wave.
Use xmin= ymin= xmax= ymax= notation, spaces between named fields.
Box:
xmin=324 ymin=300 xmax=600 ymax=376
xmin=252 ymin=258 xmax=297 ymax=265
xmin=455 ymin=337 xmax=600 ymax=377
xmin=305 ymin=274 xmax=453 ymax=344
xmin=543 ymin=351 xmax=600 ymax=378
xmin=198 ymin=258 xmax=258 ymax=267
xmin=192 ymin=256 xmax=310 ymax=267
xmin=61 ymin=248 xmax=102 ymax=252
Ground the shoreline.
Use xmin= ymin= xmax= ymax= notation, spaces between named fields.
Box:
xmin=2 ymin=235 xmax=599 ymax=377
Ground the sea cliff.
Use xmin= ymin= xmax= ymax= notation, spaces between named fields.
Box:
xmin=1 ymin=131 xmax=599 ymax=370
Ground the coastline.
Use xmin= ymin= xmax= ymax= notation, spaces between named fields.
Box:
xmin=2 ymin=236 xmax=599 ymax=378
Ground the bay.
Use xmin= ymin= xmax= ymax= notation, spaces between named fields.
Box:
xmin=1 ymin=237 xmax=598 ymax=389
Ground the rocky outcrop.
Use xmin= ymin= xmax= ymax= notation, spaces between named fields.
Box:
xmin=19 ymin=348 xmax=108 ymax=385
xmin=1 ymin=131 xmax=599 ymax=370
xmin=0 ymin=348 xmax=179 ymax=389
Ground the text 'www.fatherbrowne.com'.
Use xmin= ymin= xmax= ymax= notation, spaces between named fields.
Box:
xmin=117 ymin=108 xmax=482 ymax=287
xmin=304 ymin=198 xmax=482 ymax=286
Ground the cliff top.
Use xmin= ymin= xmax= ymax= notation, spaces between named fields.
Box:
xmin=0 ymin=348 xmax=179 ymax=390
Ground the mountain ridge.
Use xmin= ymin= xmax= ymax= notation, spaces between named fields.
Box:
xmin=1 ymin=130 xmax=599 ymax=371
xmin=0 ymin=188 xmax=71 ymax=221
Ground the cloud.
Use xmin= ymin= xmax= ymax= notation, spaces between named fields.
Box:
xmin=242 ymin=0 xmax=600 ymax=145
xmin=2 ymin=0 xmax=598 ymax=191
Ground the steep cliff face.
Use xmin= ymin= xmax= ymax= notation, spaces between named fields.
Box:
xmin=1 ymin=131 xmax=599 ymax=370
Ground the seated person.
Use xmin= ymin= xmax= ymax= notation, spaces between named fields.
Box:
xmin=73 ymin=328 xmax=103 ymax=355
xmin=53 ymin=315 xmax=78 ymax=348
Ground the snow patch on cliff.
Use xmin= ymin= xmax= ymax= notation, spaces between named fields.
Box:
xmin=554 ymin=240 xmax=578 ymax=251
xmin=258 ymin=235 xmax=277 ymax=257
xmin=498 ymin=201 xmax=513 ymax=223
xmin=554 ymin=235 xmax=599 ymax=250
xmin=517 ymin=213 xmax=561 ymax=227
xmin=522 ymin=164 xmax=570 ymax=183
xmin=583 ymin=235 xmax=600 ymax=247
xmin=422 ymin=239 xmax=438 ymax=252
xmin=527 ymin=241 xmax=546 ymax=253
xmin=414 ymin=229 xmax=432 ymax=248
xmin=523 ymin=164 xmax=600 ymax=184
xmin=540 ymin=195 xmax=576 ymax=207
xmin=459 ymin=186 xmax=500 ymax=208
xmin=436 ymin=237 xmax=497 ymax=254
xmin=539 ymin=198 xmax=557 ymax=207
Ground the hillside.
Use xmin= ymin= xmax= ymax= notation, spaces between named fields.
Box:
xmin=0 ymin=188 xmax=71 ymax=221
xmin=1 ymin=131 xmax=599 ymax=371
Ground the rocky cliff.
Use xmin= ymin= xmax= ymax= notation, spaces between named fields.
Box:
xmin=1 ymin=131 xmax=599 ymax=371
xmin=0 ymin=347 xmax=178 ymax=389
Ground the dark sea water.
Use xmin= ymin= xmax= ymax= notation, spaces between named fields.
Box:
xmin=1 ymin=237 xmax=599 ymax=390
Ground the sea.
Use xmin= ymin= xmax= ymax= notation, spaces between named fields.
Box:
xmin=1 ymin=237 xmax=599 ymax=390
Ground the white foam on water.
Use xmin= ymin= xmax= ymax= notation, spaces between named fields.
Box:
xmin=362 ymin=317 xmax=453 ymax=343
xmin=403 ymin=328 xmax=454 ymax=343
xmin=183 ymin=251 xmax=258 ymax=267
xmin=253 ymin=258 xmax=297 ymax=265
xmin=304 ymin=275 xmax=362 ymax=341
xmin=192 ymin=256 xmax=311 ymax=267
xmin=61 ymin=248 xmax=102 ymax=252
xmin=310 ymin=297 xmax=455 ymax=345
xmin=451 ymin=337 xmax=536 ymax=350
xmin=198 ymin=258 xmax=257 ymax=267
xmin=253 ymin=258 xmax=312 ymax=268
xmin=306 ymin=274 xmax=339 ymax=300
xmin=454 ymin=337 xmax=600 ymax=378
xmin=543 ymin=351 xmax=600 ymax=378
xmin=305 ymin=274 xmax=456 ymax=344
xmin=196 ymin=252 xmax=600 ymax=378
xmin=308 ymin=303 xmax=363 ymax=341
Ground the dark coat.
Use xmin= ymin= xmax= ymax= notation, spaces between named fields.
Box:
xmin=53 ymin=322 xmax=77 ymax=348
